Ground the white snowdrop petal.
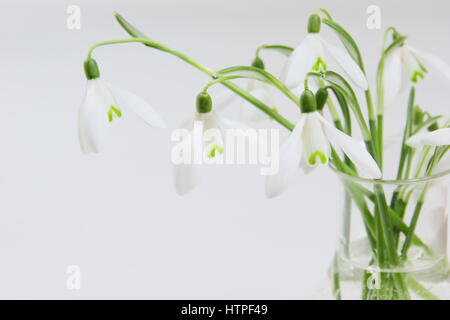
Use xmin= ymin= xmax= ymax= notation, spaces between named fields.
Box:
xmin=407 ymin=128 xmax=450 ymax=147
xmin=174 ymin=163 xmax=201 ymax=196
xmin=321 ymin=39 xmax=368 ymax=90
xmin=240 ymin=87 xmax=273 ymax=122
xmin=220 ymin=118 xmax=249 ymax=130
xmin=318 ymin=114 xmax=381 ymax=178
xmin=383 ymin=49 xmax=403 ymax=107
xmin=280 ymin=34 xmax=323 ymax=89
xmin=78 ymin=79 xmax=111 ymax=154
xmin=408 ymin=46 xmax=450 ymax=82
xmin=301 ymin=113 xmax=330 ymax=167
xmin=109 ymin=84 xmax=166 ymax=128
xmin=265 ymin=116 xmax=306 ymax=198
xmin=213 ymin=90 xmax=238 ymax=112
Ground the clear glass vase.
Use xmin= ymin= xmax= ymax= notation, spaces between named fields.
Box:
xmin=322 ymin=169 xmax=450 ymax=300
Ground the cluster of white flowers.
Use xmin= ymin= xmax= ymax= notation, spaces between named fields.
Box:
xmin=78 ymin=13 xmax=450 ymax=198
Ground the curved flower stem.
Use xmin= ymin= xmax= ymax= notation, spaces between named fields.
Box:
xmin=88 ymin=35 xmax=294 ymax=130
xmin=255 ymin=44 xmax=293 ymax=58
xmin=203 ymin=75 xmax=258 ymax=92
xmin=217 ymin=66 xmax=299 ymax=105
xmin=314 ymin=8 xmax=333 ymax=20
xmin=87 ymin=38 xmax=216 ymax=76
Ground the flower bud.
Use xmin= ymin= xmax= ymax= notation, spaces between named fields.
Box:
xmin=84 ymin=58 xmax=100 ymax=80
xmin=196 ymin=92 xmax=213 ymax=113
xmin=300 ymin=89 xmax=317 ymax=113
xmin=428 ymin=122 xmax=439 ymax=132
xmin=392 ymin=29 xmax=402 ymax=42
xmin=308 ymin=14 xmax=321 ymax=34
xmin=251 ymin=56 xmax=265 ymax=70
xmin=315 ymin=88 xmax=328 ymax=111
xmin=413 ymin=105 xmax=425 ymax=126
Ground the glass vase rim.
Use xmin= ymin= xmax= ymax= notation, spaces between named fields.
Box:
xmin=330 ymin=166 xmax=450 ymax=185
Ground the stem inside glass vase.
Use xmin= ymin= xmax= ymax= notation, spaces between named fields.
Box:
xmin=330 ymin=168 xmax=450 ymax=300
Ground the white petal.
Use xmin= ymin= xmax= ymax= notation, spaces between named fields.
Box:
xmin=213 ymin=90 xmax=238 ymax=112
xmin=407 ymin=128 xmax=450 ymax=147
xmin=400 ymin=47 xmax=424 ymax=90
xmin=220 ymin=118 xmax=249 ymax=130
xmin=384 ymin=129 xmax=403 ymax=150
xmin=383 ymin=49 xmax=403 ymax=107
xmin=197 ymin=111 xmax=221 ymax=131
xmin=321 ymin=38 xmax=368 ymax=90
xmin=174 ymin=164 xmax=201 ymax=196
xmin=280 ymin=34 xmax=323 ymax=88
xmin=408 ymin=46 xmax=450 ymax=82
xmin=265 ymin=116 xmax=305 ymax=198
xmin=109 ymin=84 xmax=166 ymax=128
xmin=240 ymin=87 xmax=273 ymax=122
xmin=318 ymin=114 xmax=381 ymax=178
xmin=301 ymin=113 xmax=330 ymax=167
xmin=173 ymin=123 xmax=203 ymax=195
xmin=78 ymin=79 xmax=112 ymax=154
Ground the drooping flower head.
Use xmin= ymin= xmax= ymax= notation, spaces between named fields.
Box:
xmin=383 ymin=30 xmax=450 ymax=106
xmin=266 ymin=89 xmax=381 ymax=198
xmin=78 ymin=58 xmax=165 ymax=154
xmin=173 ymin=92 xmax=226 ymax=195
xmin=281 ymin=14 xmax=368 ymax=91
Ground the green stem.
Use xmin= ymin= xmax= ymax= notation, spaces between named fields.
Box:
xmin=256 ymin=44 xmax=293 ymax=57
xmin=88 ymin=38 xmax=216 ymax=76
xmin=396 ymin=87 xmax=415 ymax=180
xmin=108 ymin=16 xmax=295 ymax=130
xmin=217 ymin=66 xmax=299 ymax=105
xmin=407 ymin=277 xmax=439 ymax=300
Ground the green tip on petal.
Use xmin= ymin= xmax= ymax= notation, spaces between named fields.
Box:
xmin=108 ymin=105 xmax=122 ymax=123
xmin=84 ymin=58 xmax=100 ymax=80
xmin=308 ymin=151 xmax=328 ymax=166
xmin=312 ymin=56 xmax=327 ymax=72
xmin=411 ymin=70 xmax=424 ymax=83
xmin=308 ymin=14 xmax=321 ymax=33
xmin=196 ymin=92 xmax=213 ymax=113
xmin=207 ymin=144 xmax=224 ymax=159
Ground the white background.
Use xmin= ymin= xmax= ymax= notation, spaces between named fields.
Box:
xmin=0 ymin=0 xmax=449 ymax=298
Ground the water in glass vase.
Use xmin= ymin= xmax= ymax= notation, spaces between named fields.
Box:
xmin=315 ymin=169 xmax=450 ymax=300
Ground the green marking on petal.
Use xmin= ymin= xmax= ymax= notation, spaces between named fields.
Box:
xmin=108 ymin=105 xmax=122 ymax=123
xmin=308 ymin=151 xmax=328 ymax=166
xmin=411 ymin=70 xmax=424 ymax=83
xmin=312 ymin=56 xmax=327 ymax=72
xmin=208 ymin=144 xmax=224 ymax=159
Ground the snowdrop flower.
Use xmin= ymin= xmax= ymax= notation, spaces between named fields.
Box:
xmin=79 ymin=58 xmax=165 ymax=154
xmin=174 ymin=92 xmax=233 ymax=195
xmin=266 ymin=90 xmax=381 ymax=198
xmin=383 ymin=43 xmax=450 ymax=106
xmin=281 ymin=14 xmax=368 ymax=90
xmin=407 ymin=127 xmax=450 ymax=148
xmin=213 ymin=58 xmax=274 ymax=123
